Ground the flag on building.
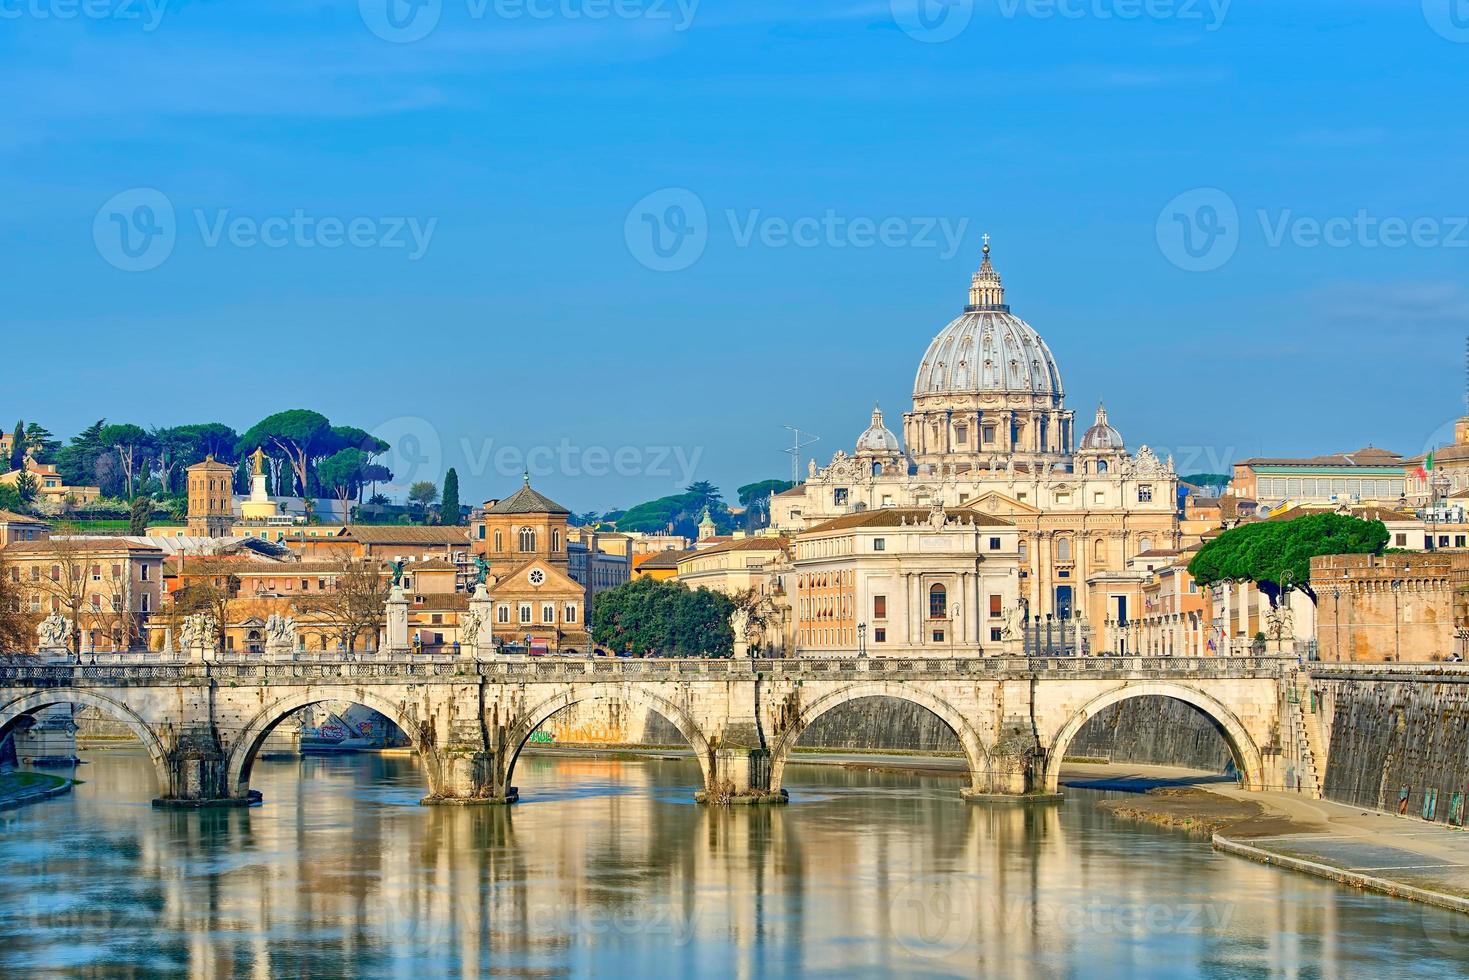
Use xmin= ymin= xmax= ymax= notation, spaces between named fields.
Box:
xmin=1417 ymin=452 xmax=1434 ymax=481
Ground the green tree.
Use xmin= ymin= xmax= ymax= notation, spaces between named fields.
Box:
xmin=8 ymin=421 xmax=25 ymax=471
xmin=12 ymin=471 xmax=38 ymax=505
xmin=238 ymin=410 xmax=332 ymax=498
xmin=128 ymin=496 xmax=153 ymax=535
xmin=592 ymin=577 xmax=735 ymax=657
xmin=737 ymin=478 xmax=795 ymax=527
xmin=318 ymin=449 xmax=367 ymax=526
xmin=408 ymin=480 xmax=438 ymax=512
xmin=23 ymin=422 xmax=58 ymax=463
xmin=0 ymin=483 xmax=24 ymax=513
xmin=1189 ymin=513 xmax=1390 ymax=607
xmin=99 ymin=423 xmax=154 ymax=499
xmin=55 ymin=420 xmax=108 ymax=489
xmin=440 ymin=468 xmax=461 ymax=526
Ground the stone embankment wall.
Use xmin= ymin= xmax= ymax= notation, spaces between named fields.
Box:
xmin=1315 ymin=672 xmax=1469 ymax=823
xmin=542 ymin=695 xmax=1234 ymax=771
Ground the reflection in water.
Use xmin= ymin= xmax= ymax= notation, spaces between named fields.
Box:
xmin=0 ymin=748 xmax=1463 ymax=977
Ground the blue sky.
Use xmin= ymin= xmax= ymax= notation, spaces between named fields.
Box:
xmin=3 ymin=0 xmax=1466 ymax=510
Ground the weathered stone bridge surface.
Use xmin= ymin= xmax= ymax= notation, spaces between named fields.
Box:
xmin=0 ymin=655 xmax=1298 ymax=807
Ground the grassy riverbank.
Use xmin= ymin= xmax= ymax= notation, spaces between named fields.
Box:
xmin=0 ymin=770 xmax=75 ymax=810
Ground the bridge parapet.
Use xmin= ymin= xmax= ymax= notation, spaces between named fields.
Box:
xmin=0 ymin=655 xmax=1295 ymax=688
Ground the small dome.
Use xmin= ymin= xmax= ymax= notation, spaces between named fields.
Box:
xmin=856 ymin=405 xmax=902 ymax=455
xmin=1079 ymin=403 xmax=1125 ymax=451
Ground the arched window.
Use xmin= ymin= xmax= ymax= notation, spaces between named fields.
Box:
xmin=1140 ymin=537 xmax=1153 ymax=553
xmin=1098 ymin=460 xmax=1110 ymax=474
xmin=519 ymin=527 xmax=536 ymax=552
xmin=493 ymin=529 xmax=503 ymax=552
xmin=552 ymin=529 xmax=561 ymax=553
xmin=929 ymin=584 xmax=947 ymax=619
xmin=1056 ymin=538 xmax=1072 ymax=561
xmin=1093 ymin=538 xmax=1106 ymax=562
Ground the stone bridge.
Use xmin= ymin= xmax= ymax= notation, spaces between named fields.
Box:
xmin=0 ymin=655 xmax=1299 ymax=807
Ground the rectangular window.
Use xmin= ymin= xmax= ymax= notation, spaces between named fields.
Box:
xmin=990 ymin=628 xmax=1003 ymax=642
xmin=833 ymin=488 xmax=849 ymax=506
xmin=478 ymin=525 xmax=486 ymax=540
xmin=873 ymin=628 xmax=886 ymax=643
xmin=1396 ymin=534 xmax=1407 ymax=546
xmin=873 ymin=595 xmax=887 ymax=619
xmin=140 ymin=594 xmax=151 ymax=613
xmin=989 ymin=594 xmax=1002 ymax=617
xmin=874 ymin=538 xmax=886 ymax=552
xmin=989 ymin=537 xmax=1001 ymax=551
xmin=1457 ymin=535 xmax=1467 ymax=549
xmin=982 ymin=425 xmax=996 ymax=444
xmin=955 ymin=425 xmax=968 ymax=445
xmin=932 ymin=629 xmax=945 ymax=643
xmin=1138 ymin=485 xmax=1153 ymax=503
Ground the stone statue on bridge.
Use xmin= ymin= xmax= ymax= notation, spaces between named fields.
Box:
xmin=264 ymin=614 xmax=297 ymax=659
xmin=180 ymin=614 xmax=218 ymax=660
xmin=460 ymin=610 xmax=483 ymax=652
xmin=37 ymin=614 xmax=71 ymax=654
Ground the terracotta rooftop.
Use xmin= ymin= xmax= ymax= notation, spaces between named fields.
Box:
xmin=1240 ymin=447 xmax=1403 ymax=468
xmin=636 ymin=549 xmax=693 ymax=570
xmin=483 ymin=482 xmax=570 ymax=516
xmin=679 ymin=536 xmax=790 ymax=559
xmin=338 ymin=526 xmax=470 ymax=546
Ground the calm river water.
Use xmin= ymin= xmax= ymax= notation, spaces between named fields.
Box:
xmin=0 ymin=748 xmax=1465 ymax=977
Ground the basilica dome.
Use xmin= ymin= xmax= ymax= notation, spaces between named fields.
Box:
xmin=912 ymin=245 xmax=1064 ymax=401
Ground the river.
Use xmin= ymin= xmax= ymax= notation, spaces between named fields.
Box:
xmin=0 ymin=748 xmax=1464 ymax=977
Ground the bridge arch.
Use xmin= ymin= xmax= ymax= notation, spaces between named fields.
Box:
xmin=769 ymin=683 xmax=990 ymax=796
xmin=225 ymin=690 xmax=442 ymax=800
xmin=0 ymin=689 xmax=171 ymax=797
xmin=503 ymin=684 xmax=714 ymax=794
xmin=1043 ymin=682 xmax=1266 ymax=794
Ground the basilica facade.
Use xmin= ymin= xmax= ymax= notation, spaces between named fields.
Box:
xmin=775 ymin=244 xmax=1180 ymax=638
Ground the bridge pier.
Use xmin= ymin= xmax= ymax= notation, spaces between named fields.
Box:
xmin=695 ymin=745 xmax=788 ymax=805
xmin=153 ymin=731 xmax=258 ymax=809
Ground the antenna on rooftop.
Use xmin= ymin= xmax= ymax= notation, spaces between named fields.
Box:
xmin=783 ymin=425 xmax=821 ymax=485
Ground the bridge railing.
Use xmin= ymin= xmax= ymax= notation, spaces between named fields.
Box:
xmin=0 ymin=653 xmax=1296 ymax=686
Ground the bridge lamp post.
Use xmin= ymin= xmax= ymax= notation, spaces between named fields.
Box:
xmin=1391 ymin=579 xmax=1402 ymax=663
xmin=857 ymin=622 xmax=867 ymax=658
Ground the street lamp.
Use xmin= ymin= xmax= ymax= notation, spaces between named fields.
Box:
xmin=857 ymin=622 xmax=867 ymax=658
xmin=1391 ymin=579 xmax=1402 ymax=662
